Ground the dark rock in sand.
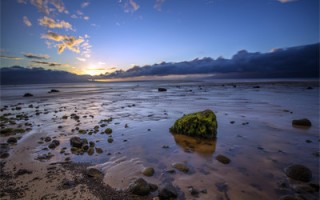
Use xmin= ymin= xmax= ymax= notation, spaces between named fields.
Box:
xmin=70 ymin=137 xmax=83 ymax=148
xmin=108 ymin=137 xmax=113 ymax=143
xmin=216 ymin=154 xmax=231 ymax=164
xmin=7 ymin=137 xmax=17 ymax=144
xmin=95 ymin=147 xmax=103 ymax=154
xmin=44 ymin=136 xmax=52 ymax=142
xmin=285 ymin=164 xmax=312 ymax=182
xmin=15 ymin=169 xmax=32 ymax=176
xmin=159 ymin=183 xmax=178 ymax=200
xmin=89 ymin=141 xmax=95 ymax=147
xmin=142 ymin=167 xmax=155 ymax=177
xmin=23 ymin=93 xmax=33 ymax=97
xmin=128 ymin=178 xmax=152 ymax=196
xmin=0 ymin=152 xmax=9 ymax=159
xmin=86 ymin=168 xmax=103 ymax=178
xmin=172 ymin=163 xmax=189 ymax=173
xmin=188 ymin=186 xmax=199 ymax=197
xmin=292 ymin=119 xmax=312 ymax=127
xmin=82 ymin=144 xmax=89 ymax=151
xmin=105 ymin=128 xmax=112 ymax=134
xmin=253 ymin=86 xmax=260 ymax=89
xmin=170 ymin=109 xmax=218 ymax=138
xmin=48 ymin=89 xmax=60 ymax=93
xmin=88 ymin=147 xmax=94 ymax=155
xmin=158 ymin=88 xmax=167 ymax=92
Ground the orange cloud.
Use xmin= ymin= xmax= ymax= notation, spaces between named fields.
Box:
xmin=39 ymin=16 xmax=73 ymax=30
xmin=42 ymin=31 xmax=84 ymax=54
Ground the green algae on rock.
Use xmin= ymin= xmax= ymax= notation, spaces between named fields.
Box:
xmin=170 ymin=109 xmax=218 ymax=138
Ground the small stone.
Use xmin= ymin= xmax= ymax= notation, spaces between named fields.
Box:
xmin=0 ymin=152 xmax=9 ymax=159
xmin=292 ymin=119 xmax=312 ymax=127
xmin=88 ymin=147 xmax=94 ymax=155
xmin=23 ymin=93 xmax=33 ymax=97
xmin=105 ymin=128 xmax=112 ymax=134
xmin=44 ymin=136 xmax=52 ymax=142
xmin=172 ymin=163 xmax=189 ymax=173
xmin=86 ymin=168 xmax=103 ymax=178
xmin=89 ymin=141 xmax=95 ymax=147
xmin=95 ymin=147 xmax=103 ymax=154
xmin=216 ymin=154 xmax=231 ymax=164
xmin=48 ymin=143 xmax=56 ymax=149
xmin=142 ymin=167 xmax=155 ymax=177
xmin=158 ymin=183 xmax=178 ymax=200
xmin=128 ymin=178 xmax=151 ymax=196
xmin=188 ymin=186 xmax=199 ymax=197
xmin=108 ymin=138 xmax=113 ymax=143
xmin=158 ymin=88 xmax=167 ymax=92
xmin=7 ymin=137 xmax=17 ymax=144
xmin=70 ymin=137 xmax=83 ymax=148
xmin=285 ymin=164 xmax=312 ymax=182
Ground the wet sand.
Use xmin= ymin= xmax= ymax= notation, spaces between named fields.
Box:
xmin=0 ymin=80 xmax=319 ymax=200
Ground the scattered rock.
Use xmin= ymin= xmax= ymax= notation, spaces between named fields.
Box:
xmin=253 ymin=86 xmax=260 ymax=89
xmin=7 ymin=137 xmax=17 ymax=144
xmin=23 ymin=93 xmax=33 ymax=97
xmin=48 ymin=89 xmax=60 ymax=93
xmin=88 ymin=147 xmax=94 ymax=155
xmin=158 ymin=183 xmax=178 ymax=200
xmin=15 ymin=169 xmax=32 ymax=176
xmin=128 ymin=178 xmax=152 ymax=196
xmin=142 ymin=167 xmax=155 ymax=177
xmin=158 ymin=88 xmax=167 ymax=92
xmin=95 ymin=147 xmax=103 ymax=154
xmin=172 ymin=163 xmax=189 ymax=173
xmin=170 ymin=109 xmax=218 ymax=138
xmin=216 ymin=154 xmax=231 ymax=164
xmin=188 ymin=186 xmax=199 ymax=197
xmin=86 ymin=168 xmax=103 ymax=178
xmin=292 ymin=119 xmax=312 ymax=127
xmin=105 ymin=128 xmax=112 ymax=134
xmin=70 ymin=137 xmax=84 ymax=148
xmin=44 ymin=136 xmax=52 ymax=142
xmin=285 ymin=164 xmax=312 ymax=182
xmin=108 ymin=138 xmax=113 ymax=143
xmin=0 ymin=152 xmax=9 ymax=159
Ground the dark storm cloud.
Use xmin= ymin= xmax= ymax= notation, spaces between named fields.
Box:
xmin=104 ymin=43 xmax=319 ymax=78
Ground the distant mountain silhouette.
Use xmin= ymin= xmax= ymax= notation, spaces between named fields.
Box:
xmin=103 ymin=43 xmax=319 ymax=79
xmin=0 ymin=66 xmax=90 ymax=85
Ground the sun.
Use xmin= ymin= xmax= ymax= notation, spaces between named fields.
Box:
xmin=85 ymin=65 xmax=104 ymax=76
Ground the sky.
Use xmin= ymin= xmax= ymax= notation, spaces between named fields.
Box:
xmin=0 ymin=0 xmax=319 ymax=76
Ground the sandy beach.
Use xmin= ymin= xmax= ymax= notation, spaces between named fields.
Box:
xmin=0 ymin=79 xmax=319 ymax=200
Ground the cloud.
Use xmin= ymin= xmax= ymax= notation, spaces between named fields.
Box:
xmin=277 ymin=0 xmax=297 ymax=3
xmin=121 ymin=0 xmax=140 ymax=13
xmin=41 ymin=31 xmax=84 ymax=54
xmin=0 ymin=66 xmax=89 ymax=85
xmin=154 ymin=0 xmax=165 ymax=11
xmin=39 ymin=16 xmax=73 ymax=30
xmin=30 ymin=0 xmax=66 ymax=15
xmin=76 ymin=57 xmax=86 ymax=62
xmin=104 ymin=43 xmax=319 ymax=79
xmin=83 ymin=16 xmax=90 ymax=21
xmin=23 ymin=16 xmax=32 ymax=27
xmin=23 ymin=53 xmax=50 ymax=59
xmin=81 ymin=1 xmax=90 ymax=8
xmin=0 ymin=55 xmax=23 ymax=60
xmin=30 ymin=60 xmax=70 ymax=67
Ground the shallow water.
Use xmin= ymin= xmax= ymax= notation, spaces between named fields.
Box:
xmin=1 ymin=80 xmax=319 ymax=199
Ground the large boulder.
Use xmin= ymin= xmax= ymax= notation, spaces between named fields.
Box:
xmin=170 ymin=109 xmax=217 ymax=138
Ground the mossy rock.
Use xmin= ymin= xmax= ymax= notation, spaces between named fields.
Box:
xmin=170 ymin=109 xmax=217 ymax=138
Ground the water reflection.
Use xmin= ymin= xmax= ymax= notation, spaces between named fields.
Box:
xmin=172 ymin=134 xmax=217 ymax=156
